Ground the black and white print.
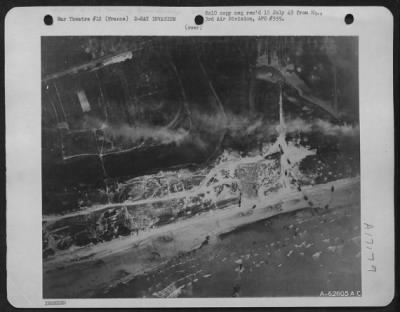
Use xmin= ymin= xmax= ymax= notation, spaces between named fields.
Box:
xmin=41 ymin=36 xmax=360 ymax=298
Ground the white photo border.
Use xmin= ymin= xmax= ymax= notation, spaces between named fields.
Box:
xmin=5 ymin=6 xmax=394 ymax=308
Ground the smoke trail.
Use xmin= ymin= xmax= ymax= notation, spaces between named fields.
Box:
xmin=285 ymin=118 xmax=359 ymax=137
xmin=192 ymin=110 xmax=277 ymax=138
xmin=103 ymin=123 xmax=189 ymax=146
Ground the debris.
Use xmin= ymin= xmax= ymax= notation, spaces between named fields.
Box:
xmin=203 ymin=274 xmax=212 ymax=278
xmin=327 ymin=246 xmax=337 ymax=253
xmin=312 ymin=252 xmax=322 ymax=260
xmin=322 ymin=239 xmax=330 ymax=244
xmin=287 ymin=250 xmax=293 ymax=257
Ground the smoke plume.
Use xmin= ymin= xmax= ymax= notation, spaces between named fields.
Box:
xmin=285 ymin=118 xmax=359 ymax=137
xmin=103 ymin=124 xmax=189 ymax=146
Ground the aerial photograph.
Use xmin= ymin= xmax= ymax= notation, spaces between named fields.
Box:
xmin=41 ymin=36 xmax=361 ymax=298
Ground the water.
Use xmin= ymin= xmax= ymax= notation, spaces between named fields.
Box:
xmin=101 ymin=203 xmax=361 ymax=298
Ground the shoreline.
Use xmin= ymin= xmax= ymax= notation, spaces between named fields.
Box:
xmin=43 ymin=177 xmax=359 ymax=298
